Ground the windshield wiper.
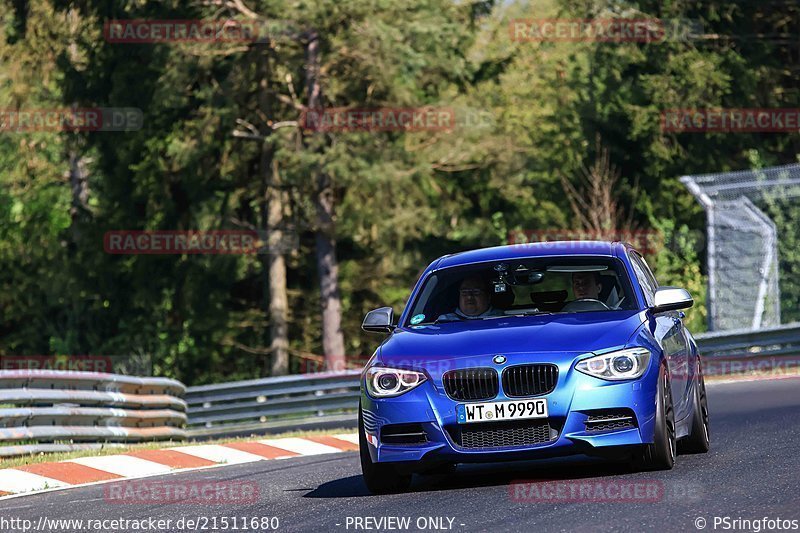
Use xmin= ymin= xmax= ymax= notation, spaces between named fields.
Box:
xmin=506 ymin=310 xmax=555 ymax=317
xmin=416 ymin=313 xmax=490 ymax=325
xmin=412 ymin=316 xmax=457 ymax=326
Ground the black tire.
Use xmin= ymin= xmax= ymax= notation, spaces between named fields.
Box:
xmin=679 ymin=360 xmax=710 ymax=454
xmin=635 ymin=367 xmax=676 ymax=471
xmin=359 ymin=407 xmax=413 ymax=494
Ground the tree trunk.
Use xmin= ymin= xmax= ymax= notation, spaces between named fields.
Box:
xmin=305 ymin=31 xmax=346 ymax=371
xmin=66 ymin=148 xmax=89 ymax=351
xmin=67 ymin=150 xmax=89 ymax=240
xmin=266 ymin=162 xmax=289 ymax=376
xmin=257 ymin=45 xmax=289 ymax=376
xmin=314 ymin=174 xmax=345 ymax=371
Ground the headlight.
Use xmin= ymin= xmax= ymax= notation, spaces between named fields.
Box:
xmin=365 ymin=367 xmax=426 ymax=398
xmin=576 ymin=348 xmax=651 ymax=381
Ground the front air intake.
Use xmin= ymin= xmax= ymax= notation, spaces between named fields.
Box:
xmin=447 ymin=420 xmax=558 ymax=449
xmin=380 ymin=423 xmax=428 ymax=445
xmin=584 ymin=409 xmax=637 ymax=432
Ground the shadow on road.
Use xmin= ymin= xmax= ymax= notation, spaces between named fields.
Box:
xmin=304 ymin=456 xmax=635 ymax=498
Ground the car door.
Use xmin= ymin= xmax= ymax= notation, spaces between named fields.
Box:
xmin=628 ymin=252 xmax=691 ymax=421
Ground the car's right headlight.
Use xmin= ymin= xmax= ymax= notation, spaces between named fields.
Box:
xmin=365 ymin=367 xmax=426 ymax=398
xmin=575 ymin=347 xmax=651 ymax=381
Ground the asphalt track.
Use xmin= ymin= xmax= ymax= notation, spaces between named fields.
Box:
xmin=1 ymin=377 xmax=798 ymax=533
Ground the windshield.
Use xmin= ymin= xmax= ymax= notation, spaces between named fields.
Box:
xmin=404 ymin=257 xmax=637 ymax=326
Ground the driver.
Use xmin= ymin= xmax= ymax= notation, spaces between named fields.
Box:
xmin=570 ymin=271 xmax=625 ymax=309
xmin=437 ymin=276 xmax=501 ymax=321
xmin=571 ymin=271 xmax=603 ymax=300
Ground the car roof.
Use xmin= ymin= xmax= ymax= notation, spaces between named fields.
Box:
xmin=432 ymin=241 xmax=632 ymax=270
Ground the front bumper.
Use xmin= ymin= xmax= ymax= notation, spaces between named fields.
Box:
xmin=361 ymin=357 xmax=659 ymax=466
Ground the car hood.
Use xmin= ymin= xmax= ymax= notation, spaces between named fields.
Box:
xmin=377 ymin=310 xmax=647 ymax=372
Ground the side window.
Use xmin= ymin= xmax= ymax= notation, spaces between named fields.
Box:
xmin=409 ymin=273 xmax=439 ymax=321
xmin=629 ymin=253 xmax=656 ymax=306
xmin=636 ymin=253 xmax=660 ymax=289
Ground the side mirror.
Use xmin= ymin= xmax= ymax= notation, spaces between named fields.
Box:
xmin=651 ymin=287 xmax=693 ymax=313
xmin=362 ymin=307 xmax=395 ymax=333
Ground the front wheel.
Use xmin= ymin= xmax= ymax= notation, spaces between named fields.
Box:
xmin=359 ymin=407 xmax=412 ymax=494
xmin=634 ymin=367 xmax=676 ymax=471
xmin=679 ymin=360 xmax=710 ymax=454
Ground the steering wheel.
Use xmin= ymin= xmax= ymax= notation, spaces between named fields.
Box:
xmin=560 ymin=298 xmax=611 ymax=312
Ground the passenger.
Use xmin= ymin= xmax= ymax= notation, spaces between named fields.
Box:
xmin=437 ymin=276 xmax=501 ymax=321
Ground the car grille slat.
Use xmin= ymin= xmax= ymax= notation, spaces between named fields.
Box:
xmin=447 ymin=420 xmax=557 ymax=449
xmin=501 ymin=364 xmax=558 ymax=397
xmin=442 ymin=368 xmax=498 ymax=401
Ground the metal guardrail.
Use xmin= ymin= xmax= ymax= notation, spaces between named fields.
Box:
xmin=694 ymin=322 xmax=800 ymax=358
xmin=185 ymin=370 xmax=361 ymax=438
xmin=0 ymin=370 xmax=187 ymax=457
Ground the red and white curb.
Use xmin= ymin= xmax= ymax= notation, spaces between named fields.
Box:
xmin=0 ymin=433 xmax=358 ymax=500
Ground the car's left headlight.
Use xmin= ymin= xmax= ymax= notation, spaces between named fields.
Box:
xmin=365 ymin=367 xmax=427 ymax=398
xmin=576 ymin=347 xmax=651 ymax=381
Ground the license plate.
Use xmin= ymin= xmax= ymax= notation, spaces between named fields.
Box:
xmin=457 ymin=399 xmax=548 ymax=424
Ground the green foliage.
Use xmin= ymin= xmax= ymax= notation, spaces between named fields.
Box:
xmin=647 ymin=219 xmax=708 ymax=333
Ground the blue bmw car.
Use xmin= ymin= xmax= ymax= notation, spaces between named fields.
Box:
xmin=358 ymin=241 xmax=710 ymax=493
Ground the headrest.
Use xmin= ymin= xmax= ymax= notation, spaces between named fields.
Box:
xmin=491 ymin=290 xmax=515 ymax=309
xmin=530 ymin=290 xmax=568 ymax=304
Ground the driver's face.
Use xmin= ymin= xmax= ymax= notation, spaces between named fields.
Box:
xmin=459 ymin=277 xmax=490 ymax=316
xmin=572 ymin=272 xmax=601 ymax=300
